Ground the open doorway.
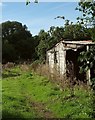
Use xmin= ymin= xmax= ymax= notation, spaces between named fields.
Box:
xmin=66 ymin=47 xmax=86 ymax=81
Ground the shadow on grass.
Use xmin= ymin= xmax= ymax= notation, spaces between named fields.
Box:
xmin=91 ymin=88 xmax=95 ymax=118
xmin=2 ymin=72 xmax=21 ymax=79
xmin=2 ymin=110 xmax=26 ymax=120
xmin=2 ymin=110 xmax=36 ymax=120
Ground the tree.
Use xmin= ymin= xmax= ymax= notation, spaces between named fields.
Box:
xmin=2 ymin=21 xmax=35 ymax=63
xmin=2 ymin=21 xmax=32 ymax=44
xmin=3 ymin=42 xmax=17 ymax=63
xmin=54 ymin=16 xmax=91 ymax=40
xmin=33 ymin=35 xmax=40 ymax=60
xmin=37 ymin=30 xmax=50 ymax=62
xmin=76 ymin=1 xmax=95 ymax=90
xmin=75 ymin=1 xmax=95 ymax=118
xmin=76 ymin=0 xmax=95 ymax=40
xmin=48 ymin=26 xmax=64 ymax=46
xmin=63 ymin=20 xmax=91 ymax=40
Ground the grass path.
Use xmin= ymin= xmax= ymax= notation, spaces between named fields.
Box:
xmin=2 ymin=66 xmax=92 ymax=119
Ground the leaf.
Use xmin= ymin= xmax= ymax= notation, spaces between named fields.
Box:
xmin=26 ymin=0 xmax=30 ymax=5
xmin=85 ymin=66 xmax=89 ymax=72
xmin=75 ymin=7 xmax=78 ymax=10
xmin=83 ymin=14 xmax=86 ymax=16
xmin=77 ymin=17 xmax=80 ymax=20
xmin=34 ymin=0 xmax=38 ymax=3
xmin=79 ymin=66 xmax=84 ymax=73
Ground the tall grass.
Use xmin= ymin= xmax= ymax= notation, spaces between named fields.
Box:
xmin=30 ymin=62 xmax=90 ymax=94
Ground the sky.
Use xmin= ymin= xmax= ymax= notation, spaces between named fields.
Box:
xmin=1 ymin=2 xmax=82 ymax=36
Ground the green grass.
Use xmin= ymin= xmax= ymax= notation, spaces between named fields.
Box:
xmin=2 ymin=66 xmax=93 ymax=119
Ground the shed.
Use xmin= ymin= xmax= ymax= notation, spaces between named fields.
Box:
xmin=47 ymin=40 xmax=95 ymax=84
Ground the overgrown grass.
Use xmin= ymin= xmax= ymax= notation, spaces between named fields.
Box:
xmin=2 ymin=65 xmax=93 ymax=119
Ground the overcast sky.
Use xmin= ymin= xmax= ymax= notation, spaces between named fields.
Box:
xmin=2 ymin=2 xmax=82 ymax=36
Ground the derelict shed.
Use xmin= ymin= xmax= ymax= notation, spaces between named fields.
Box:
xmin=46 ymin=40 xmax=95 ymax=83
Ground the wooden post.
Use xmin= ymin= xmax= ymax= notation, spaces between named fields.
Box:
xmin=86 ymin=45 xmax=91 ymax=85
xmin=61 ymin=48 xmax=66 ymax=75
xmin=62 ymin=44 xmax=66 ymax=75
xmin=58 ymin=44 xmax=66 ymax=75
xmin=63 ymin=50 xmax=66 ymax=74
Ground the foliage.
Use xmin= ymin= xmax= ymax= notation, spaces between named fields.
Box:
xmin=36 ymin=27 xmax=64 ymax=61
xmin=3 ymin=42 xmax=17 ymax=63
xmin=2 ymin=2 xmax=95 ymax=64
xmin=2 ymin=21 xmax=37 ymax=63
xmin=76 ymin=0 xmax=95 ymax=40
xmin=26 ymin=0 xmax=38 ymax=5
xmin=63 ymin=20 xmax=91 ymax=40
xmin=37 ymin=23 xmax=92 ymax=61
xmin=91 ymin=78 xmax=95 ymax=89
xmin=36 ymin=30 xmax=50 ymax=61
xmin=78 ymin=46 xmax=95 ymax=73
xmin=76 ymin=1 xmax=95 ymax=25
xmin=2 ymin=19 xmax=93 ymax=63
xmin=76 ymin=1 xmax=95 ymax=80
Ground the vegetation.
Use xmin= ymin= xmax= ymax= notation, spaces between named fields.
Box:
xmin=76 ymin=1 xmax=95 ymax=85
xmin=2 ymin=65 xmax=93 ymax=119
xmin=76 ymin=1 xmax=95 ymax=118
xmin=2 ymin=20 xmax=92 ymax=63
xmin=2 ymin=1 xmax=95 ymax=63
xmin=2 ymin=21 xmax=34 ymax=63
xmin=26 ymin=0 xmax=38 ymax=5
xmin=2 ymin=1 xmax=95 ymax=119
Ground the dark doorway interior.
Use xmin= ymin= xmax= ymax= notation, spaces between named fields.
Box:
xmin=91 ymin=66 xmax=95 ymax=79
xmin=66 ymin=47 xmax=86 ymax=81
